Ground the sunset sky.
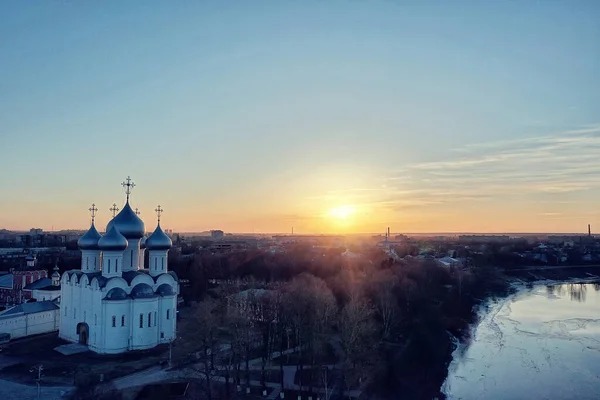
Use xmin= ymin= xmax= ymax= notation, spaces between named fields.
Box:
xmin=1 ymin=2 xmax=599 ymax=234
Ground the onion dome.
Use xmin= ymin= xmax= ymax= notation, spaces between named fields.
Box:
xmin=140 ymin=235 xmax=148 ymax=249
xmin=131 ymin=283 xmax=156 ymax=298
xmin=78 ymin=223 xmax=102 ymax=250
xmin=146 ymin=225 xmax=172 ymax=251
xmin=106 ymin=202 xmax=145 ymax=240
xmin=156 ymin=283 xmax=175 ymax=296
xmin=98 ymin=225 xmax=128 ymax=251
xmin=104 ymin=287 xmax=129 ymax=301
xmin=51 ymin=264 xmax=60 ymax=279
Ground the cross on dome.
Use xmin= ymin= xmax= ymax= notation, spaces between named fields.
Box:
xmin=135 ymin=208 xmax=140 ymax=216
xmin=155 ymin=205 xmax=164 ymax=224
xmin=88 ymin=203 xmax=98 ymax=224
xmin=110 ymin=203 xmax=120 ymax=218
xmin=121 ymin=176 xmax=136 ymax=202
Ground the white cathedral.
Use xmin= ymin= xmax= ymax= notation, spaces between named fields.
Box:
xmin=59 ymin=177 xmax=178 ymax=354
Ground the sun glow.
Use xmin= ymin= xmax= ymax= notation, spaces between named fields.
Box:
xmin=328 ymin=205 xmax=356 ymax=219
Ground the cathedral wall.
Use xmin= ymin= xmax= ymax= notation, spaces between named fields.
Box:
xmin=59 ymin=275 xmax=75 ymax=341
xmin=158 ymin=294 xmax=177 ymax=343
xmin=148 ymin=250 xmax=168 ymax=277
xmin=131 ymin=298 xmax=159 ymax=350
xmin=122 ymin=241 xmax=141 ymax=272
xmin=81 ymin=250 xmax=101 ymax=272
xmin=101 ymin=300 xmax=130 ymax=354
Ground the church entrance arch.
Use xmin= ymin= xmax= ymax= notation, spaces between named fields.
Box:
xmin=76 ymin=322 xmax=89 ymax=345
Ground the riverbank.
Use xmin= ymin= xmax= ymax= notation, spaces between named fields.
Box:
xmin=504 ymin=265 xmax=600 ymax=282
xmin=443 ymin=273 xmax=600 ymax=400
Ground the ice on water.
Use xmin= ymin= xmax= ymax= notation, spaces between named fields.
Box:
xmin=443 ymin=283 xmax=600 ymax=400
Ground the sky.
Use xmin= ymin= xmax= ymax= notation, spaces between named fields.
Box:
xmin=1 ymin=1 xmax=599 ymax=234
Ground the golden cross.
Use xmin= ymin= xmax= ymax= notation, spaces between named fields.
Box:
xmin=155 ymin=205 xmax=164 ymax=224
xmin=88 ymin=203 xmax=98 ymax=224
xmin=121 ymin=176 xmax=136 ymax=202
xmin=110 ymin=203 xmax=119 ymax=218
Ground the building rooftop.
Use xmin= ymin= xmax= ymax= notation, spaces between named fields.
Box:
xmin=0 ymin=274 xmax=13 ymax=288
xmin=0 ymin=301 xmax=59 ymax=319
xmin=24 ymin=278 xmax=53 ymax=290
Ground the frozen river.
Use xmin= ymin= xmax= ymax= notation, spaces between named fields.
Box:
xmin=443 ymin=282 xmax=600 ymax=400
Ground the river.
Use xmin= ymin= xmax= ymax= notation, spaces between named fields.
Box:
xmin=443 ymin=282 xmax=600 ymax=400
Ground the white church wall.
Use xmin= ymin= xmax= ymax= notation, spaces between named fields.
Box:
xmin=130 ymin=274 xmax=154 ymax=288
xmin=158 ymin=294 xmax=177 ymax=343
xmin=122 ymin=241 xmax=141 ymax=272
xmin=148 ymin=250 xmax=168 ymax=277
xmin=81 ymin=250 xmax=101 ymax=272
xmin=104 ymin=277 xmax=128 ymax=293
xmin=131 ymin=297 xmax=159 ymax=350
xmin=101 ymin=300 xmax=130 ymax=354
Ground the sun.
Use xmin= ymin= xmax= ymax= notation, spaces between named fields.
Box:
xmin=328 ymin=205 xmax=356 ymax=219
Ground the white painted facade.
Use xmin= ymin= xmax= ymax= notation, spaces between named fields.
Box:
xmin=59 ymin=181 xmax=178 ymax=354
xmin=0 ymin=302 xmax=60 ymax=340
xmin=31 ymin=288 xmax=61 ymax=302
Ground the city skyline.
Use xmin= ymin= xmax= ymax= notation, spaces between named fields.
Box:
xmin=1 ymin=2 xmax=599 ymax=234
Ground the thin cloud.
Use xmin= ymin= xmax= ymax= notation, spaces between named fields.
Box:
xmin=380 ymin=124 xmax=600 ymax=210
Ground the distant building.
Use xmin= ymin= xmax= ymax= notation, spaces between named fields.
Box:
xmin=23 ymin=264 xmax=62 ymax=302
xmin=0 ymin=254 xmax=49 ymax=305
xmin=458 ymin=235 xmax=510 ymax=243
xmin=211 ymin=230 xmax=224 ymax=240
xmin=436 ymin=256 xmax=463 ymax=269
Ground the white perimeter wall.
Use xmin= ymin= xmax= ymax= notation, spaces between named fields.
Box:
xmin=0 ymin=309 xmax=60 ymax=340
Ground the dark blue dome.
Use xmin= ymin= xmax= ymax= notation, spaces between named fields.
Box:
xmin=146 ymin=225 xmax=172 ymax=251
xmin=98 ymin=226 xmax=128 ymax=251
xmin=156 ymin=283 xmax=175 ymax=296
xmin=131 ymin=283 xmax=156 ymax=298
xmin=104 ymin=287 xmax=129 ymax=300
xmin=78 ymin=223 xmax=102 ymax=250
xmin=106 ymin=202 xmax=145 ymax=240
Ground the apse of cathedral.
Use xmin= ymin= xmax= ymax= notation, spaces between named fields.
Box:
xmin=59 ymin=177 xmax=178 ymax=354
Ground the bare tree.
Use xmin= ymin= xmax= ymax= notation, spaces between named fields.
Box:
xmin=370 ymin=270 xmax=400 ymax=340
xmin=338 ymin=294 xmax=376 ymax=392
xmin=188 ymin=299 xmax=220 ymax=400
xmin=283 ymin=274 xmax=336 ymax=393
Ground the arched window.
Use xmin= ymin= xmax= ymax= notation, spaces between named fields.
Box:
xmin=148 ymin=312 xmax=151 ymax=327
xmin=154 ymin=311 xmax=157 ymax=326
xmin=108 ymin=259 xmax=111 ymax=273
xmin=154 ymin=258 xmax=157 ymax=270
xmin=162 ymin=258 xmax=164 ymax=270
xmin=86 ymin=257 xmax=89 ymax=270
xmin=73 ymin=308 xmax=76 ymax=319
xmin=94 ymin=257 xmax=97 ymax=267
xmin=115 ymin=259 xmax=118 ymax=273
xmin=139 ymin=314 xmax=143 ymax=328
xmin=112 ymin=316 xmax=116 ymax=327
xmin=166 ymin=309 xmax=170 ymax=320
xmin=121 ymin=315 xmax=125 ymax=326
